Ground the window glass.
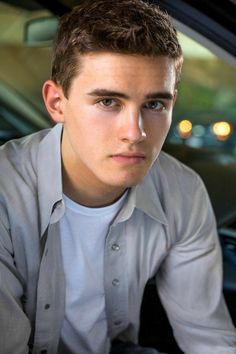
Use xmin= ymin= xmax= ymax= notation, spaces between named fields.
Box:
xmin=168 ymin=32 xmax=236 ymax=158
xmin=1 ymin=1 xmax=236 ymax=154
xmin=0 ymin=0 xmax=52 ymax=141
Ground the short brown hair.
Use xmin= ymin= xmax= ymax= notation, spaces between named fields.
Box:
xmin=51 ymin=0 xmax=183 ymax=97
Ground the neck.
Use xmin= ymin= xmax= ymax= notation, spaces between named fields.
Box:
xmin=61 ymin=132 xmax=128 ymax=207
xmin=62 ymin=163 xmax=127 ymax=208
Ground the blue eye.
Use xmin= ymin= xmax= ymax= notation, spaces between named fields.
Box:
xmin=144 ymin=101 xmax=165 ymax=111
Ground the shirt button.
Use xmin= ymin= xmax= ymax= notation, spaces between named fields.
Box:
xmin=112 ymin=279 xmax=120 ymax=286
xmin=111 ymin=244 xmax=120 ymax=251
xmin=44 ymin=304 xmax=50 ymax=310
xmin=114 ymin=320 xmax=122 ymax=326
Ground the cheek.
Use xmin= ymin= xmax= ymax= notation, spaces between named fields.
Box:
xmin=146 ymin=115 xmax=171 ymax=140
xmin=71 ymin=118 xmax=111 ymax=154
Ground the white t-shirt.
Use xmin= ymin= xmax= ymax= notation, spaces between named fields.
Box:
xmin=58 ymin=192 xmax=127 ymax=354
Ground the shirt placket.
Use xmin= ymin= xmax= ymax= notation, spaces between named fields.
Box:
xmin=104 ymin=222 xmax=129 ymax=339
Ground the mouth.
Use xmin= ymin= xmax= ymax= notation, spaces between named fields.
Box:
xmin=110 ymin=152 xmax=146 ymax=165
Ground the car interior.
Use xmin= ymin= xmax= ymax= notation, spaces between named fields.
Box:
xmin=0 ymin=0 xmax=236 ymax=353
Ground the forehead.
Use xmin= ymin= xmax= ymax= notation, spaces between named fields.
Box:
xmin=71 ymin=52 xmax=176 ymax=95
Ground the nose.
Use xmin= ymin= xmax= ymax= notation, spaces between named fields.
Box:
xmin=119 ymin=110 xmax=147 ymax=144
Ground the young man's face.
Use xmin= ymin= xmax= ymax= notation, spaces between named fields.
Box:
xmin=46 ymin=52 xmax=177 ymax=204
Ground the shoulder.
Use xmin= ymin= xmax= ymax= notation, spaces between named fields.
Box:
xmin=0 ymin=128 xmax=51 ymax=163
xmin=0 ymin=128 xmax=52 ymax=191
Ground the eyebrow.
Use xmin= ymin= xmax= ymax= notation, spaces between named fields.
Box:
xmin=87 ymin=89 xmax=174 ymax=100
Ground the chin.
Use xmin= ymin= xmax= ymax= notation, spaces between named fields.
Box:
xmin=111 ymin=175 xmax=146 ymax=189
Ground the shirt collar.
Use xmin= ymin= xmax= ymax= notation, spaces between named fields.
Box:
xmin=37 ymin=124 xmax=64 ymax=237
xmin=113 ymin=162 xmax=168 ymax=226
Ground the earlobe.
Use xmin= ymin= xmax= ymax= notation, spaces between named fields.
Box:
xmin=42 ymin=80 xmax=65 ymax=123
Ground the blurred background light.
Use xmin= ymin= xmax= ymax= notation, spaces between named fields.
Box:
xmin=178 ymin=119 xmax=192 ymax=139
xmin=192 ymin=124 xmax=205 ymax=137
xmin=212 ymin=121 xmax=232 ymax=141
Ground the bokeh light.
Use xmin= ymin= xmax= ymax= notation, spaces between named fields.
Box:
xmin=178 ymin=119 xmax=192 ymax=139
xmin=212 ymin=121 xmax=232 ymax=141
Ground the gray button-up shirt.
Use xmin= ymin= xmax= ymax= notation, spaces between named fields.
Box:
xmin=0 ymin=124 xmax=235 ymax=354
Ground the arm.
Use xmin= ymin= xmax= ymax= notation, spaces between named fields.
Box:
xmin=0 ymin=216 xmax=31 ymax=354
xmin=156 ymin=177 xmax=236 ymax=353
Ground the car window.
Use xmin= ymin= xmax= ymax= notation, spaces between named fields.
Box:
xmin=1 ymin=0 xmax=236 ymax=158
xmin=166 ymin=32 xmax=236 ymax=161
xmin=0 ymin=0 xmax=53 ymax=141
xmin=0 ymin=0 xmax=236 ymax=152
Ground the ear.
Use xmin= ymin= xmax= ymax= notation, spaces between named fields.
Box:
xmin=173 ymin=89 xmax=178 ymax=106
xmin=42 ymin=80 xmax=66 ymax=123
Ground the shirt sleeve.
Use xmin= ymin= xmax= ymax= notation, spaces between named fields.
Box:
xmin=0 ymin=215 xmax=31 ymax=354
xmin=156 ymin=176 xmax=236 ymax=353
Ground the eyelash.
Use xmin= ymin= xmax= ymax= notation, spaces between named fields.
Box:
xmin=96 ymin=98 xmax=166 ymax=112
xmin=143 ymin=101 xmax=166 ymax=112
xmin=98 ymin=98 xmax=118 ymax=108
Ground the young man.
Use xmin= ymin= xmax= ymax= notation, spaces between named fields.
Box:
xmin=0 ymin=0 xmax=235 ymax=353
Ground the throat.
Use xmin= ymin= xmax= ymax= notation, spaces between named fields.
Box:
xmin=62 ymin=164 xmax=127 ymax=208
